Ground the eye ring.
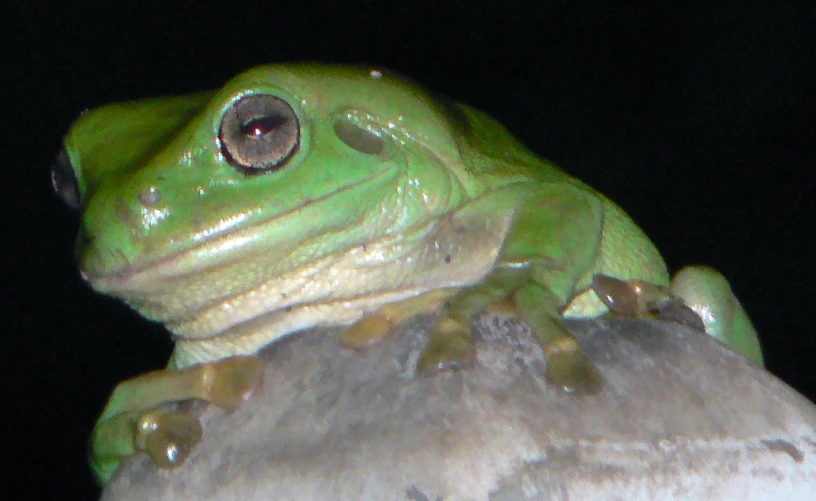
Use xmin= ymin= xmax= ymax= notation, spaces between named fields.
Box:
xmin=219 ymin=94 xmax=300 ymax=173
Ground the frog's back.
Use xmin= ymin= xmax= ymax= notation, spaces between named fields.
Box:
xmin=454 ymin=101 xmax=670 ymax=314
xmin=451 ymin=103 xmax=577 ymax=188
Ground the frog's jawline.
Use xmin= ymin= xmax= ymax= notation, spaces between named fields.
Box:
xmin=82 ymin=165 xmax=399 ymax=294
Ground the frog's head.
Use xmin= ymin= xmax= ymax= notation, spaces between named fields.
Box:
xmin=52 ymin=64 xmax=477 ymax=329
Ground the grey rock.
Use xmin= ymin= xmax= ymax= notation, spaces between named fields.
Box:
xmin=101 ymin=315 xmax=816 ymax=500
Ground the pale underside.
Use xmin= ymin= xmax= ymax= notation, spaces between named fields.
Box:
xmin=168 ymin=197 xmax=637 ymax=369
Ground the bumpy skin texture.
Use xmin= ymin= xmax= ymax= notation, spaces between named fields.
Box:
xmin=51 ymin=64 xmax=762 ymax=485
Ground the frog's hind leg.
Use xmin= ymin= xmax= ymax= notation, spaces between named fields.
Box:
xmin=592 ymin=267 xmax=764 ymax=367
xmin=669 ymin=266 xmax=763 ymax=366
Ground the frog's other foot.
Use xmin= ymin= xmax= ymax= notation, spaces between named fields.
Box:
xmin=543 ymin=335 xmax=603 ymax=395
xmin=417 ymin=317 xmax=476 ymax=375
xmin=339 ymin=314 xmax=394 ymax=349
xmin=139 ymin=356 xmax=262 ymax=466
xmin=137 ymin=409 xmax=203 ymax=469
xmin=90 ymin=356 xmax=263 ymax=483
xmin=341 ymin=291 xmax=454 ymax=350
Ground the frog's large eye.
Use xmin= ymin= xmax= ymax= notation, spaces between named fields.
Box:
xmin=219 ymin=94 xmax=300 ymax=173
xmin=51 ymin=148 xmax=81 ymax=210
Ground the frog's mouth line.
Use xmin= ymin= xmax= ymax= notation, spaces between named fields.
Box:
xmin=83 ymin=165 xmax=400 ymax=294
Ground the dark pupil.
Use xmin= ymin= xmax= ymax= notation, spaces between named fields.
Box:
xmin=240 ymin=114 xmax=285 ymax=138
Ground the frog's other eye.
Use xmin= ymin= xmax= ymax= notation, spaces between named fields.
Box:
xmin=333 ymin=119 xmax=384 ymax=155
xmin=219 ymin=95 xmax=300 ymax=173
xmin=51 ymin=148 xmax=81 ymax=210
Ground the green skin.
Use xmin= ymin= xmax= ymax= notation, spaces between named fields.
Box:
xmin=53 ymin=64 xmax=763 ymax=485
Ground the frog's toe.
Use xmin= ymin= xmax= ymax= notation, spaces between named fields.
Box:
xmin=592 ymin=274 xmax=643 ymax=315
xmin=339 ymin=314 xmax=394 ymax=349
xmin=142 ymin=411 xmax=203 ymax=468
xmin=417 ymin=318 xmax=475 ymax=375
xmin=203 ymin=355 xmax=265 ymax=410
xmin=592 ymin=274 xmax=669 ymax=316
xmin=543 ymin=336 xmax=603 ymax=395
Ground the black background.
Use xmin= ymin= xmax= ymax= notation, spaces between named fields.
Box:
xmin=5 ymin=2 xmax=814 ymax=499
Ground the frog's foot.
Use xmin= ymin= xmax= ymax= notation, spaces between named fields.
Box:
xmin=416 ymin=317 xmax=476 ymax=374
xmin=91 ymin=355 xmax=265 ymax=484
xmin=340 ymin=290 xmax=454 ymax=349
xmin=339 ymin=314 xmax=394 ymax=349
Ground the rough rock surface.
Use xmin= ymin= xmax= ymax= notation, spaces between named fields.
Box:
xmin=101 ymin=314 xmax=816 ymax=500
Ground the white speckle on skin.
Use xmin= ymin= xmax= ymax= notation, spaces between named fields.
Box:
xmin=140 ymin=206 xmax=170 ymax=231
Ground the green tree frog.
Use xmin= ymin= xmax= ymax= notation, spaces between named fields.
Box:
xmin=51 ymin=64 xmax=763 ymax=485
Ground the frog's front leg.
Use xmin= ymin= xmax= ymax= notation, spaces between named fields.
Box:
xmin=592 ymin=265 xmax=763 ymax=366
xmin=91 ymin=355 xmax=264 ymax=484
xmin=417 ymin=183 xmax=607 ymax=392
